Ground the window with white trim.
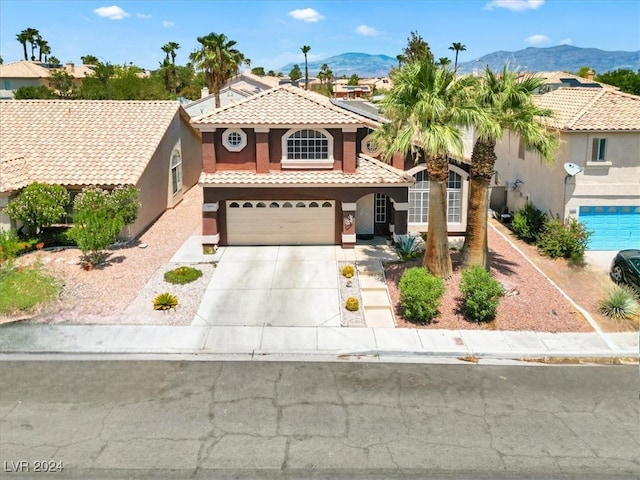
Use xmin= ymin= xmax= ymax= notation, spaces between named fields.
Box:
xmin=170 ymin=150 xmax=182 ymax=194
xmin=408 ymin=170 xmax=463 ymax=224
xmin=591 ymin=138 xmax=606 ymax=162
xmin=222 ymin=128 xmax=247 ymax=152
xmin=375 ymin=193 xmax=386 ymax=223
xmin=281 ymin=128 xmax=334 ymax=168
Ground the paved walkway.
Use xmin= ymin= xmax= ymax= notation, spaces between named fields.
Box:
xmin=0 ymin=237 xmax=637 ymax=363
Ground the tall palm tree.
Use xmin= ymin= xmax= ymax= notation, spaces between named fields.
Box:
xmin=162 ymin=42 xmax=180 ymax=94
xmin=24 ymin=28 xmax=41 ymax=61
xmin=448 ymin=42 xmax=466 ymax=71
xmin=189 ymin=32 xmax=243 ymax=108
xmin=36 ymin=38 xmax=49 ymax=62
xmin=461 ymin=66 xmax=558 ymax=269
xmin=301 ymin=45 xmax=311 ymax=90
xmin=16 ymin=29 xmax=30 ymax=60
xmin=374 ymin=60 xmax=482 ymax=278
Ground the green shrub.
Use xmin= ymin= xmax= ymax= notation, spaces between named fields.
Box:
xmin=164 ymin=266 xmax=203 ymax=285
xmin=345 ymin=297 xmax=359 ymax=311
xmin=599 ymin=285 xmax=639 ymax=320
xmin=67 ymin=185 xmax=140 ymax=265
xmin=0 ymin=263 xmax=62 ymax=314
xmin=398 ymin=267 xmax=445 ymax=323
xmin=459 ymin=266 xmax=504 ymax=322
xmin=342 ymin=265 xmax=355 ymax=278
xmin=536 ymin=217 xmax=591 ymax=264
xmin=153 ymin=292 xmax=178 ymax=311
xmin=0 ymin=230 xmax=23 ymax=263
xmin=4 ymin=183 xmax=70 ymax=234
xmin=511 ymin=202 xmax=546 ymax=243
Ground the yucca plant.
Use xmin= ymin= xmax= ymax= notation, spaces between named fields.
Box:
xmin=153 ymin=292 xmax=178 ymax=311
xmin=598 ymin=285 xmax=639 ymax=320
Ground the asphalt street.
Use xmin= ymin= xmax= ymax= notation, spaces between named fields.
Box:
xmin=0 ymin=360 xmax=638 ymax=479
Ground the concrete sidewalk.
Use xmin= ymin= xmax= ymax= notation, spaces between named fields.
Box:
xmin=0 ymin=323 xmax=637 ymax=363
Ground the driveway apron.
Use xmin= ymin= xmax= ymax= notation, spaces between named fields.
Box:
xmin=193 ymin=246 xmax=341 ymax=327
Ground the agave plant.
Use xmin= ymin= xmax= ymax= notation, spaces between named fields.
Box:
xmin=153 ymin=292 xmax=178 ymax=311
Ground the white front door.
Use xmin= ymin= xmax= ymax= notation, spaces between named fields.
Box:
xmin=355 ymin=194 xmax=374 ymax=235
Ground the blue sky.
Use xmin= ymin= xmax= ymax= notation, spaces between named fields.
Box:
xmin=1 ymin=0 xmax=639 ymax=71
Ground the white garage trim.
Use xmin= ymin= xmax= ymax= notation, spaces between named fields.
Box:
xmin=226 ymin=200 xmax=335 ymax=245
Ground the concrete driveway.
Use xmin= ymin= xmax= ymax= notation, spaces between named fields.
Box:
xmin=193 ymin=246 xmax=341 ymax=327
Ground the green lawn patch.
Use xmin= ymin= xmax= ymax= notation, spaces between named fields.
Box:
xmin=0 ymin=263 xmax=62 ymax=315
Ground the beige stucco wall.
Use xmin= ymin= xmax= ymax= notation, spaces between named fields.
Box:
xmin=493 ymin=130 xmax=640 ymax=220
xmin=131 ymin=112 xmax=201 ymax=239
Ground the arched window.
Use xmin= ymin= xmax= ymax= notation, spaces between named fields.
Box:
xmin=281 ymin=128 xmax=334 ymax=169
xmin=408 ymin=169 xmax=464 ymax=225
xmin=447 ymin=171 xmax=463 ymax=223
xmin=170 ymin=150 xmax=182 ymax=195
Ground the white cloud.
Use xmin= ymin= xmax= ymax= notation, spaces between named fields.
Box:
xmin=559 ymin=38 xmax=573 ymax=45
xmin=162 ymin=21 xmax=175 ymax=28
xmin=136 ymin=13 xmax=152 ymax=19
xmin=288 ymin=8 xmax=324 ymax=22
xmin=355 ymin=25 xmax=379 ymax=37
xmin=93 ymin=5 xmax=130 ymax=20
xmin=485 ymin=0 xmax=544 ymax=11
xmin=525 ymin=34 xmax=550 ymax=45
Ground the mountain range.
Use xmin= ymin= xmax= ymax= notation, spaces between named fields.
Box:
xmin=280 ymin=46 xmax=640 ymax=78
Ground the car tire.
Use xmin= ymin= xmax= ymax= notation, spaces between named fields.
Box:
xmin=611 ymin=264 xmax=624 ymax=283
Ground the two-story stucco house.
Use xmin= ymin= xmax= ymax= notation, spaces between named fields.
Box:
xmin=0 ymin=100 xmax=202 ymax=239
xmin=191 ymin=85 xmax=418 ymax=248
xmin=492 ymin=87 xmax=640 ymax=250
xmin=0 ymin=60 xmax=95 ymax=99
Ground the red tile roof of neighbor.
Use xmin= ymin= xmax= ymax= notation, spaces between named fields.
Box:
xmin=0 ymin=100 xmax=192 ymax=192
xmin=535 ymin=87 xmax=640 ymax=131
xmin=191 ymin=85 xmax=379 ymax=128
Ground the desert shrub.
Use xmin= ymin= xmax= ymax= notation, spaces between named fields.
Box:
xmin=459 ymin=266 xmax=504 ymax=322
xmin=398 ymin=267 xmax=445 ymax=323
xmin=164 ymin=266 xmax=203 ymax=285
xmin=4 ymin=183 xmax=70 ymax=234
xmin=153 ymin=292 xmax=178 ymax=311
xmin=397 ymin=235 xmax=420 ymax=261
xmin=537 ymin=217 xmax=591 ymax=264
xmin=599 ymin=285 xmax=639 ymax=320
xmin=345 ymin=297 xmax=360 ymax=311
xmin=511 ymin=202 xmax=546 ymax=243
xmin=67 ymin=185 xmax=140 ymax=265
xmin=342 ymin=265 xmax=355 ymax=278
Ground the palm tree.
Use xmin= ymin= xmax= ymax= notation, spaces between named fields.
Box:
xmin=23 ymin=28 xmax=41 ymax=61
xmin=301 ymin=45 xmax=311 ymax=90
xmin=438 ymin=57 xmax=451 ymax=67
xmin=189 ymin=32 xmax=243 ymax=108
xmin=448 ymin=42 xmax=466 ymax=72
xmin=36 ymin=38 xmax=50 ymax=62
xmin=461 ymin=66 xmax=559 ymax=269
xmin=374 ymin=60 xmax=482 ymax=278
xmin=16 ymin=30 xmax=30 ymax=60
xmin=81 ymin=54 xmax=99 ymax=65
xmin=162 ymin=42 xmax=180 ymax=94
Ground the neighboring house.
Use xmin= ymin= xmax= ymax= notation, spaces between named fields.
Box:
xmin=0 ymin=100 xmax=202 ymax=239
xmin=191 ymin=85 xmax=416 ymax=248
xmin=332 ymin=78 xmax=373 ymax=100
xmin=533 ymin=71 xmax=619 ymax=93
xmin=183 ymin=70 xmax=281 ymax=117
xmin=0 ymin=60 xmax=95 ymax=98
xmin=492 ymin=87 xmax=640 ymax=250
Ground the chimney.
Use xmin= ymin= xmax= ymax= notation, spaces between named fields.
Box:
xmin=585 ymin=69 xmax=595 ymax=81
xmin=65 ymin=62 xmax=74 ymax=74
xmin=201 ymin=87 xmax=209 ymax=98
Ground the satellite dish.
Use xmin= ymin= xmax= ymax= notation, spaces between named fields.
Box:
xmin=563 ymin=162 xmax=583 ymax=176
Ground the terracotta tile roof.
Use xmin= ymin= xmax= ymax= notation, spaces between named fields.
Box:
xmin=535 ymin=87 xmax=640 ymax=131
xmin=0 ymin=100 xmax=189 ymax=190
xmin=192 ymin=85 xmax=379 ymax=127
xmin=0 ymin=156 xmax=31 ymax=193
xmin=0 ymin=61 xmax=95 ymax=79
xmin=199 ymin=155 xmax=414 ymax=187
xmin=535 ymin=71 xmax=618 ymax=90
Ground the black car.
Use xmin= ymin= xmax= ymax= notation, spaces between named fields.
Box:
xmin=610 ymin=249 xmax=640 ymax=291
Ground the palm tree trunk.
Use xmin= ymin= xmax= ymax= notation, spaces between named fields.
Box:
xmin=423 ymin=179 xmax=452 ymax=278
xmin=461 ymin=137 xmax=497 ymax=270
xmin=461 ymin=177 xmax=490 ymax=269
xmin=422 ymin=154 xmax=452 ymax=278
